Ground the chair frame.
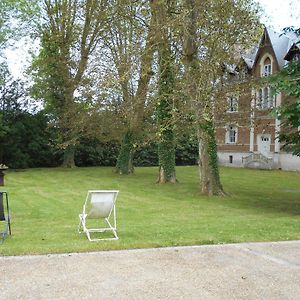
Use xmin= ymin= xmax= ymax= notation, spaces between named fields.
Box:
xmin=78 ymin=190 xmax=119 ymax=242
xmin=0 ymin=191 xmax=11 ymax=244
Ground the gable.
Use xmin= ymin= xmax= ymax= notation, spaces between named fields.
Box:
xmin=252 ymin=28 xmax=278 ymax=75
xmin=284 ymin=43 xmax=300 ymax=61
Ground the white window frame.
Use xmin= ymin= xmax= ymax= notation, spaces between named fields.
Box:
xmin=256 ymin=87 xmax=275 ymax=109
xmin=227 ymin=95 xmax=238 ymax=112
xmin=263 ymin=64 xmax=272 ymax=77
xmin=226 ymin=125 xmax=238 ymax=144
xmin=259 ymin=53 xmax=274 ymax=78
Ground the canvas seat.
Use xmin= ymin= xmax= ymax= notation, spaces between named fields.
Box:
xmin=0 ymin=191 xmax=11 ymax=244
xmin=78 ymin=190 xmax=119 ymax=241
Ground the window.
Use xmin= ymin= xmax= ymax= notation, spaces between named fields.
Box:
xmin=262 ymin=57 xmax=272 ymax=77
xmin=227 ymin=95 xmax=238 ymax=112
xmin=294 ymin=53 xmax=300 ymax=61
xmin=226 ymin=125 xmax=237 ymax=144
xmin=263 ymin=64 xmax=272 ymax=76
xmin=256 ymin=87 xmax=275 ymax=109
xmin=261 ymin=136 xmax=270 ymax=142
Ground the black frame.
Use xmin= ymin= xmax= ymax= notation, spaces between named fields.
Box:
xmin=0 ymin=191 xmax=11 ymax=243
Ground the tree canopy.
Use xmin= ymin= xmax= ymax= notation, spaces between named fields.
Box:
xmin=270 ymin=27 xmax=300 ymax=156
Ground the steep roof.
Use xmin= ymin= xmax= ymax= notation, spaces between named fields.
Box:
xmin=242 ymin=27 xmax=294 ymax=70
xmin=266 ymin=27 xmax=291 ymax=68
xmin=242 ymin=47 xmax=258 ymax=69
xmin=284 ymin=32 xmax=300 ymax=61
xmin=226 ymin=27 xmax=298 ymax=75
xmin=284 ymin=43 xmax=300 ymax=61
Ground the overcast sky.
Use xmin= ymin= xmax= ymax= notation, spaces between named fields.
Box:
xmin=258 ymin=0 xmax=300 ymax=31
xmin=4 ymin=0 xmax=300 ymax=79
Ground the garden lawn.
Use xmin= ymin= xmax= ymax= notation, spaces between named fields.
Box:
xmin=0 ymin=166 xmax=300 ymax=256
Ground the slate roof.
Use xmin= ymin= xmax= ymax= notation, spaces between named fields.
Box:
xmin=267 ymin=28 xmax=291 ymax=68
xmin=241 ymin=27 xmax=296 ymax=70
xmin=242 ymin=47 xmax=258 ymax=69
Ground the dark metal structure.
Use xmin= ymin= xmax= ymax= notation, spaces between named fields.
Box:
xmin=0 ymin=191 xmax=11 ymax=243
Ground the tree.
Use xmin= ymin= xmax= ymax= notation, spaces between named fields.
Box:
xmin=0 ymin=65 xmax=56 ymax=168
xmin=153 ymin=0 xmax=177 ymax=183
xmin=0 ymin=64 xmax=23 ymax=163
xmin=31 ymin=0 xmax=109 ymax=167
xmin=182 ymin=0 xmax=260 ymax=195
xmin=270 ymin=27 xmax=300 ymax=156
xmin=0 ymin=0 xmax=39 ymax=50
xmin=98 ymin=1 xmax=156 ymax=175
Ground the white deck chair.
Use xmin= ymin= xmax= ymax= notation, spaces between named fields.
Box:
xmin=78 ymin=190 xmax=119 ymax=242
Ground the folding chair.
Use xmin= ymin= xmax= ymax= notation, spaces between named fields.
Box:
xmin=0 ymin=191 xmax=11 ymax=244
xmin=78 ymin=190 xmax=119 ymax=241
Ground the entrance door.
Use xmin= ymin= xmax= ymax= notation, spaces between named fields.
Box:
xmin=258 ymin=134 xmax=271 ymax=156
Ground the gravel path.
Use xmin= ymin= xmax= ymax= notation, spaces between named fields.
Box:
xmin=1 ymin=241 xmax=300 ymax=299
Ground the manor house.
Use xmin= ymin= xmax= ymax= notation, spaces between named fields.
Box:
xmin=216 ymin=27 xmax=300 ymax=171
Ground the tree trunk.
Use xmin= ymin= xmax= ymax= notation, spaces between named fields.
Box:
xmin=154 ymin=0 xmax=177 ymax=184
xmin=0 ymin=147 xmax=3 ymax=164
xmin=115 ymin=131 xmax=134 ymax=175
xmin=62 ymin=145 xmax=75 ymax=168
xmin=114 ymin=3 xmax=156 ymax=175
xmin=198 ymin=121 xmax=225 ymax=196
xmin=184 ymin=0 xmax=225 ymax=196
xmin=157 ymin=135 xmax=177 ymax=183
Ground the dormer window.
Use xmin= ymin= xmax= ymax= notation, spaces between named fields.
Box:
xmin=293 ymin=52 xmax=300 ymax=61
xmin=263 ymin=64 xmax=271 ymax=76
xmin=262 ymin=57 xmax=272 ymax=76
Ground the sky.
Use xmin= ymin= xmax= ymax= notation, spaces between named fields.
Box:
xmin=258 ymin=0 xmax=300 ymax=31
xmin=4 ymin=0 xmax=300 ymax=79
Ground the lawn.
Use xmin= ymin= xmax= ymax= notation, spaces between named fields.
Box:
xmin=0 ymin=166 xmax=299 ymax=256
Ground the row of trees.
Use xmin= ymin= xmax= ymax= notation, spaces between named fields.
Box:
xmin=4 ymin=1 xmax=298 ymax=196
xmin=0 ymin=71 xmax=198 ymax=169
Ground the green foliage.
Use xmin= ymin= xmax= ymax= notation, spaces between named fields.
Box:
xmin=270 ymin=59 xmax=300 ymax=99
xmin=274 ymin=99 xmax=300 ymax=156
xmin=199 ymin=120 xmax=221 ymax=182
xmin=2 ymin=110 xmax=59 ymax=168
xmin=156 ymin=41 xmax=177 ymax=181
xmin=31 ymin=30 xmax=67 ymax=116
xmin=0 ymin=0 xmax=39 ymax=49
xmin=269 ymin=28 xmax=300 ymax=156
xmin=30 ymin=1 xmax=110 ymax=166
xmin=175 ymin=137 xmax=198 ymax=166
xmin=0 ymin=70 xmax=58 ymax=168
xmin=134 ymin=137 xmax=198 ymax=167
xmin=76 ymin=139 xmax=119 ymax=167
xmin=115 ymin=131 xmax=134 ymax=174
xmin=134 ymin=143 xmax=158 ymax=167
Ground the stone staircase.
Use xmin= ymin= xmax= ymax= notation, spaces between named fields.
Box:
xmin=242 ymin=153 xmax=274 ymax=169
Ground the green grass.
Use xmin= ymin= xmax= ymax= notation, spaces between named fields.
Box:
xmin=0 ymin=166 xmax=300 ymax=256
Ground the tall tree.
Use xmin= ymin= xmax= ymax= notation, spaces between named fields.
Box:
xmin=100 ymin=1 xmax=156 ymax=175
xmin=153 ymin=0 xmax=177 ymax=183
xmin=183 ymin=0 xmax=260 ymax=195
xmin=0 ymin=65 xmax=41 ymax=166
xmin=31 ymin=0 xmax=109 ymax=167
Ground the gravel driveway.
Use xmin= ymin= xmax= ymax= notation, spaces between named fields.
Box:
xmin=1 ymin=241 xmax=300 ymax=299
